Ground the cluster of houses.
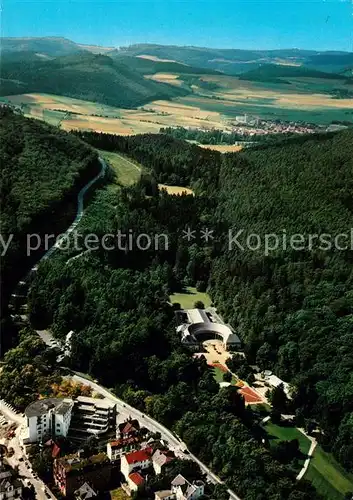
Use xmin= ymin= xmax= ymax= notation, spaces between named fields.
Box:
xmin=21 ymin=397 xmax=205 ymax=500
xmin=0 ymin=457 xmax=23 ymax=500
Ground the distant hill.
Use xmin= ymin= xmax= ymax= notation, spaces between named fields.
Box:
xmin=109 ymin=54 xmax=221 ymax=75
xmin=0 ymin=37 xmax=84 ymax=57
xmin=1 ymin=37 xmax=352 ymax=76
xmin=238 ymin=64 xmax=349 ymax=83
xmin=116 ymin=44 xmax=353 ymax=75
xmin=0 ymin=52 xmax=188 ymax=108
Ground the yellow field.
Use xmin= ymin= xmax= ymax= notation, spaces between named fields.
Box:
xmin=145 ymin=73 xmax=185 ymax=87
xmin=61 ymin=117 xmax=133 ymax=135
xmin=3 ymin=69 xmax=352 ymax=138
xmin=198 ymin=144 xmax=243 ymax=153
xmin=158 ymin=184 xmax=194 ymax=195
xmin=196 ymin=75 xmax=353 ymax=110
xmin=137 ymin=54 xmax=184 ymax=64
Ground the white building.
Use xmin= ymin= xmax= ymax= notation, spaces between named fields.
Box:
xmin=152 ymin=449 xmax=175 ymax=475
xmin=176 ymin=308 xmax=241 ymax=350
xmin=171 ymin=475 xmax=204 ymax=500
xmin=121 ymin=448 xmax=152 ymax=480
xmin=23 ymin=396 xmax=116 ymax=444
xmin=24 ymin=398 xmax=73 ymax=443
xmin=262 ymin=371 xmax=291 ymax=398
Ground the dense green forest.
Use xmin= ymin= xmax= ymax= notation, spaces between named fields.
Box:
xmin=0 ymin=108 xmax=99 ymax=351
xmin=58 ymin=128 xmax=353 ymax=477
xmin=210 ymin=129 xmax=353 ymax=473
xmin=25 ymin=183 xmax=319 ymax=500
xmin=238 ymin=63 xmax=350 ymax=83
xmin=2 ymin=114 xmax=352 ymax=498
xmin=0 ymin=53 xmax=187 ymax=108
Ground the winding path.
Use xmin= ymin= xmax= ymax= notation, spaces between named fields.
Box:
xmin=296 ymin=430 xmax=317 ymax=480
xmin=34 ymin=157 xmax=107 ymax=265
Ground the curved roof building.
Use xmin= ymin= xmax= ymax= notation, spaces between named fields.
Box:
xmin=176 ymin=308 xmax=241 ymax=350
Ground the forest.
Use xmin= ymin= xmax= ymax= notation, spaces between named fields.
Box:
xmin=65 ymin=128 xmax=353 ymax=477
xmin=0 ymin=108 xmax=99 ymax=351
xmin=0 ymin=52 xmax=187 ymax=108
xmin=159 ymin=126 xmax=299 ymax=145
xmin=1 ymin=112 xmax=353 ymax=498
xmin=24 ymin=184 xmax=319 ymax=500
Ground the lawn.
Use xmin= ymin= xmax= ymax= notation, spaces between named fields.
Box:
xmin=304 ymin=445 xmax=353 ymax=500
xmin=264 ymin=421 xmax=311 ymax=458
xmin=98 ymin=150 xmax=141 ymax=186
xmin=110 ymin=488 xmax=129 ymax=500
xmin=169 ymin=286 xmax=212 ymax=309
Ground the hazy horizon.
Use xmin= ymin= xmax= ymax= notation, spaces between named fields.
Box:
xmin=2 ymin=0 xmax=352 ymax=53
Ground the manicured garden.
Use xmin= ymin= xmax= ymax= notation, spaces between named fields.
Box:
xmin=169 ymin=286 xmax=212 ymax=309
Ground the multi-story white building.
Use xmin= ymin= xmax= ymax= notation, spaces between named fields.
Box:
xmin=24 ymin=398 xmax=74 ymax=443
xmin=23 ymin=396 xmax=116 ymax=444
xmin=69 ymin=396 xmax=117 ymax=441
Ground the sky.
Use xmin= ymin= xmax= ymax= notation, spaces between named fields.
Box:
xmin=2 ymin=0 xmax=352 ymax=52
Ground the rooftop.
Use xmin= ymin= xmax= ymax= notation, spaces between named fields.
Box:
xmin=152 ymin=449 xmax=175 ymax=467
xmin=128 ymin=472 xmax=144 ymax=487
xmin=57 ymin=452 xmax=110 ymax=472
xmin=25 ymin=398 xmax=73 ymax=418
xmin=124 ymin=447 xmax=152 ymax=465
xmin=75 ymin=396 xmax=116 ymax=409
xmin=155 ymin=490 xmax=173 ymax=499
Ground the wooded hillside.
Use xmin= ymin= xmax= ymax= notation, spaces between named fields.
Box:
xmin=0 ymin=108 xmax=98 ymax=348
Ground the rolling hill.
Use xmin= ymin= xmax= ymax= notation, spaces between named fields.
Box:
xmin=2 ymin=38 xmax=353 ymax=76
xmin=108 ymin=54 xmax=221 ymax=75
xmin=115 ymin=44 xmax=353 ymax=75
xmin=238 ymin=63 xmax=350 ymax=83
xmin=0 ymin=36 xmax=84 ymax=56
xmin=0 ymin=52 xmax=188 ymax=108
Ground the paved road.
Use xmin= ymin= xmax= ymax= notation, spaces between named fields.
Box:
xmin=71 ymin=374 xmax=242 ymax=500
xmin=37 ymin=157 xmax=107 ymax=265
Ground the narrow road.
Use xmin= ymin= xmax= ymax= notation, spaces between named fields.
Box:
xmin=71 ymin=373 xmax=242 ymax=500
xmin=38 ymin=157 xmax=107 ymax=264
xmin=0 ymin=402 xmax=54 ymax=500
xmin=296 ymin=430 xmax=317 ymax=481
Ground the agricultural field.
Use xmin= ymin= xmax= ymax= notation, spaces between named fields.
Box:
xmin=2 ymin=69 xmax=352 ymax=138
xmin=304 ymin=445 xmax=353 ymax=500
xmin=169 ymin=286 xmax=212 ymax=309
xmin=145 ymin=72 xmax=186 ymax=87
xmin=198 ymin=144 xmax=243 ymax=153
xmin=158 ymin=184 xmax=194 ymax=195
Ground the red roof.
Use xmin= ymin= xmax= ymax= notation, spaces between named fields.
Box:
xmin=239 ymin=386 xmax=262 ymax=403
xmin=128 ymin=472 xmax=145 ymax=486
xmin=125 ymin=447 xmax=152 ymax=465
xmin=109 ymin=436 xmax=139 ymax=448
xmin=52 ymin=444 xmax=61 ymax=458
